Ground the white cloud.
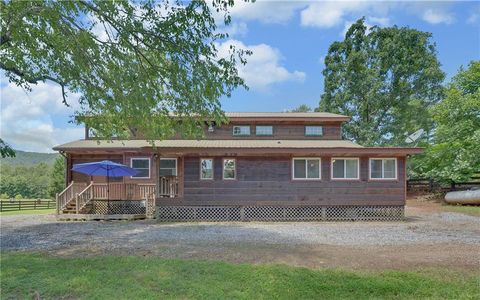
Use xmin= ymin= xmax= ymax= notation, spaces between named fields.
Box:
xmin=301 ymin=1 xmax=369 ymax=28
xmin=223 ymin=22 xmax=248 ymax=37
xmin=422 ymin=9 xmax=455 ymax=25
xmin=216 ymin=40 xmax=306 ymax=91
xmin=0 ymin=75 xmax=84 ymax=152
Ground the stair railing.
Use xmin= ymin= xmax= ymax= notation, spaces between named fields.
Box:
xmin=75 ymin=182 xmax=94 ymax=213
xmin=56 ymin=181 xmax=87 ymax=214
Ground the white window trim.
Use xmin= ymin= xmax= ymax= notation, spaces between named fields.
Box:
xmin=255 ymin=125 xmax=273 ymax=136
xmin=331 ymin=157 xmax=360 ymax=180
xmin=369 ymin=158 xmax=398 ymax=180
xmin=200 ymin=158 xmax=214 ymax=180
xmin=292 ymin=158 xmax=322 ymax=180
xmin=222 ymin=158 xmax=236 ymax=180
xmin=232 ymin=125 xmax=251 ymax=136
xmin=305 ymin=125 xmax=323 ymax=136
xmin=130 ymin=157 xmax=151 ymax=179
xmin=159 ymin=158 xmax=177 ymax=177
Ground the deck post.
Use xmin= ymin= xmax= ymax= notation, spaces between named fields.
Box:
xmin=56 ymin=193 xmax=60 ymax=215
xmin=75 ymin=193 xmax=79 ymax=214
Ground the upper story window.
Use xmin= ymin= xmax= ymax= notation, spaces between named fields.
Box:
xmin=131 ymin=158 xmax=150 ymax=178
xmin=256 ymin=125 xmax=273 ymax=136
xmin=200 ymin=158 xmax=214 ymax=180
xmin=223 ymin=159 xmax=236 ymax=180
xmin=293 ymin=158 xmax=321 ymax=180
xmin=233 ymin=125 xmax=251 ymax=136
xmin=159 ymin=158 xmax=177 ymax=176
xmin=332 ymin=158 xmax=359 ymax=180
xmin=305 ymin=126 xmax=323 ymax=136
xmin=370 ymin=158 xmax=397 ymax=180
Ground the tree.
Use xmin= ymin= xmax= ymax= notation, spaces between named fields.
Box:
xmin=289 ymin=104 xmax=312 ymax=112
xmin=48 ymin=156 xmax=66 ymax=197
xmin=1 ymin=0 xmax=250 ymax=140
xmin=414 ymin=61 xmax=480 ymax=183
xmin=0 ymin=139 xmax=15 ymax=158
xmin=318 ymin=18 xmax=445 ymax=146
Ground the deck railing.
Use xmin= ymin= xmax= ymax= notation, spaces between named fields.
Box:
xmin=76 ymin=182 xmax=94 ymax=213
xmin=159 ymin=176 xmax=178 ymax=197
xmin=89 ymin=183 xmax=156 ymax=200
xmin=56 ymin=181 xmax=87 ymax=213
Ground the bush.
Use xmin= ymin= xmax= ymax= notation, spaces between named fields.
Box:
xmin=15 ymin=194 xmax=23 ymax=199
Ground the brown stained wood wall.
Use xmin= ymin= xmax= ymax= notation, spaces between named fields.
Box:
xmin=157 ymin=156 xmax=406 ymax=206
xmin=200 ymin=123 xmax=342 ymax=140
xmin=112 ymin=122 xmax=343 ymax=140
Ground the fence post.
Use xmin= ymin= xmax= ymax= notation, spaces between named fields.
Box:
xmin=451 ymin=181 xmax=456 ymax=191
xmin=18 ymin=201 xmax=21 ymax=210
xmin=428 ymin=178 xmax=433 ymax=192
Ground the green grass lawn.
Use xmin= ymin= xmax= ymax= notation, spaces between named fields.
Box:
xmin=0 ymin=208 xmax=56 ymax=216
xmin=1 ymin=253 xmax=478 ymax=299
xmin=441 ymin=205 xmax=480 ymax=216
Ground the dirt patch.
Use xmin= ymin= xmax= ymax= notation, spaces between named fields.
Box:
xmin=1 ymin=196 xmax=479 ymax=272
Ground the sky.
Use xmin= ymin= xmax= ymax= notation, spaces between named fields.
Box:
xmin=1 ymin=0 xmax=479 ymax=153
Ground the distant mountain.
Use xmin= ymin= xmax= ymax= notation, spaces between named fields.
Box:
xmin=0 ymin=150 xmax=59 ymax=166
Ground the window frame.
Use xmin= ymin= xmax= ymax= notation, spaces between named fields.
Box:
xmin=232 ymin=125 xmax=251 ymax=136
xmin=369 ymin=158 xmax=398 ymax=180
xmin=255 ymin=125 xmax=273 ymax=136
xmin=292 ymin=158 xmax=322 ymax=180
xmin=305 ymin=125 xmax=323 ymax=136
xmin=200 ymin=158 xmax=214 ymax=180
xmin=331 ymin=157 xmax=360 ymax=180
xmin=159 ymin=158 xmax=177 ymax=177
xmin=222 ymin=158 xmax=237 ymax=180
xmin=130 ymin=157 xmax=151 ymax=179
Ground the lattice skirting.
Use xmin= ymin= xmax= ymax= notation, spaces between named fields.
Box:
xmin=89 ymin=200 xmax=146 ymax=215
xmin=156 ymin=205 xmax=404 ymax=222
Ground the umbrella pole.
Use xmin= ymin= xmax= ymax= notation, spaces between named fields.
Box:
xmin=107 ymin=168 xmax=110 ymax=213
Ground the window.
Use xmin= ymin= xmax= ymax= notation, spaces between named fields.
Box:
xmin=159 ymin=158 xmax=177 ymax=176
xmin=131 ymin=158 xmax=150 ymax=178
xmin=305 ymin=126 xmax=323 ymax=136
xmin=223 ymin=159 xmax=236 ymax=180
xmin=332 ymin=158 xmax=359 ymax=179
xmin=293 ymin=158 xmax=321 ymax=180
xmin=370 ymin=158 xmax=397 ymax=179
xmin=200 ymin=158 xmax=214 ymax=180
xmin=233 ymin=125 xmax=250 ymax=136
xmin=256 ymin=125 xmax=273 ymax=136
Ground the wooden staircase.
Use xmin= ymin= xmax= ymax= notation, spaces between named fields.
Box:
xmin=56 ymin=181 xmax=89 ymax=214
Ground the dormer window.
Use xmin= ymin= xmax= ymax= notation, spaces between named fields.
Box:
xmin=305 ymin=126 xmax=323 ymax=136
xmin=233 ymin=125 xmax=251 ymax=136
xmin=256 ymin=125 xmax=273 ymax=136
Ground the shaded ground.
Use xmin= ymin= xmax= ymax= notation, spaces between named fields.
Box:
xmin=1 ymin=195 xmax=479 ymax=271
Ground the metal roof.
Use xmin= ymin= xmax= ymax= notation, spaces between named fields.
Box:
xmin=53 ymin=139 xmax=363 ymax=150
xmin=224 ymin=112 xmax=349 ymax=118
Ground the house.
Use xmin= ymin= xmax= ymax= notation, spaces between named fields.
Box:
xmin=53 ymin=112 xmax=422 ymax=221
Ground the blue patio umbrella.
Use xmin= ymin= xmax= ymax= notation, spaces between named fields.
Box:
xmin=72 ymin=160 xmax=137 ymax=205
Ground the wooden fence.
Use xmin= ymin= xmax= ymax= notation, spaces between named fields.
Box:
xmin=0 ymin=199 xmax=56 ymax=212
xmin=407 ymin=178 xmax=480 ymax=192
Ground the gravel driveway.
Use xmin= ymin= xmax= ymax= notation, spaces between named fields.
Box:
xmin=1 ymin=202 xmax=479 ymax=271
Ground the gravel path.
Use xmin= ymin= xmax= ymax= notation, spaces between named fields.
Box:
xmin=1 ymin=205 xmax=479 ymax=270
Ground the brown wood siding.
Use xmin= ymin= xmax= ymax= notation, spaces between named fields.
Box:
xmin=159 ymin=156 xmax=406 ymax=206
xmin=200 ymin=123 xmax=342 ymax=140
xmin=123 ymin=122 xmax=343 ymax=140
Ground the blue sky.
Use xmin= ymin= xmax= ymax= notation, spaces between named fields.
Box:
xmin=1 ymin=1 xmax=479 ymax=152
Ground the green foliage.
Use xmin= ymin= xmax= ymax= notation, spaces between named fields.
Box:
xmin=289 ymin=104 xmax=312 ymax=112
xmin=1 ymin=0 xmax=250 ymax=141
xmin=413 ymin=61 xmax=480 ymax=182
xmin=2 ymin=253 xmax=478 ymax=299
xmin=0 ymin=139 xmax=15 ymax=158
xmin=318 ymin=18 xmax=445 ymax=146
xmin=48 ymin=156 xmax=65 ymax=197
xmin=0 ymin=163 xmax=52 ymax=199
xmin=0 ymin=193 xmax=9 ymax=199
xmin=14 ymin=194 xmax=23 ymax=199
